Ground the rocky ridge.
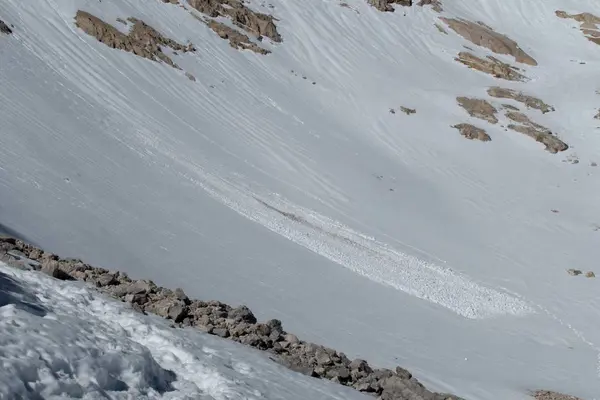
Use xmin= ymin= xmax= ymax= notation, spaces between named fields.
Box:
xmin=75 ymin=11 xmax=195 ymax=70
xmin=0 ymin=236 xmax=462 ymax=400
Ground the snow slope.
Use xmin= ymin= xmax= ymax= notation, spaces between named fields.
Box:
xmin=0 ymin=262 xmax=369 ymax=399
xmin=1 ymin=0 xmax=599 ymax=398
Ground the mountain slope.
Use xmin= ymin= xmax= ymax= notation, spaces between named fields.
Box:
xmin=1 ymin=0 xmax=599 ymax=398
xmin=0 ymin=261 xmax=369 ymax=400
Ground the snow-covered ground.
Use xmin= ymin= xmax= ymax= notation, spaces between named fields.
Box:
xmin=1 ymin=0 xmax=599 ymax=398
xmin=0 ymin=262 xmax=368 ymax=399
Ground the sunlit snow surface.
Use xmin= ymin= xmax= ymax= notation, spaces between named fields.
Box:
xmin=1 ymin=0 xmax=600 ymax=398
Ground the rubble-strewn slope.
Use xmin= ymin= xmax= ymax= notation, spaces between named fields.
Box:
xmin=1 ymin=237 xmax=462 ymax=400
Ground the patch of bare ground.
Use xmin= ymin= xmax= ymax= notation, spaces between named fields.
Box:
xmin=188 ymin=0 xmax=281 ymax=43
xmin=74 ymin=11 xmax=195 ymax=69
xmin=532 ymin=390 xmax=583 ymax=400
xmin=456 ymin=97 xmax=498 ymax=124
xmin=505 ymin=111 xmax=568 ymax=153
xmin=0 ymin=19 xmax=13 ymax=35
xmin=595 ymin=109 xmax=600 ymax=119
xmin=455 ymin=52 xmax=527 ymax=81
xmin=488 ymin=87 xmax=555 ymax=113
xmin=207 ymin=20 xmax=270 ymax=54
xmin=442 ymin=18 xmax=537 ymax=66
xmin=452 ymin=123 xmax=491 ymax=141
xmin=556 ymin=10 xmax=600 ymax=45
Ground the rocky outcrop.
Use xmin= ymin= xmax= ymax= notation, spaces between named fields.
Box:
xmin=367 ymin=0 xmax=412 ymax=12
xmin=456 ymin=97 xmax=498 ymax=124
xmin=367 ymin=0 xmax=441 ymax=12
xmin=0 ymin=237 xmax=463 ymax=400
xmin=207 ymin=20 xmax=270 ymax=54
xmin=504 ymin=111 xmax=568 ymax=153
xmin=188 ymin=0 xmax=281 ymax=43
xmin=0 ymin=20 xmax=12 ymax=35
xmin=75 ymin=11 xmax=195 ymax=69
xmin=556 ymin=11 xmax=600 ymax=45
xmin=487 ymin=87 xmax=554 ymax=113
xmin=533 ymin=390 xmax=583 ymax=400
xmin=442 ymin=18 xmax=537 ymax=66
xmin=452 ymin=123 xmax=491 ymax=141
xmin=455 ymin=52 xmax=527 ymax=81
xmin=418 ymin=0 xmax=442 ymax=13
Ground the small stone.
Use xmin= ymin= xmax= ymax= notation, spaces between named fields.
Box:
xmin=567 ymin=269 xmax=583 ymax=276
xmin=585 ymin=271 xmax=595 ymax=278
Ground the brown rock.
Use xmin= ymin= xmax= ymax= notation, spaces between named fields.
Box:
xmin=75 ymin=11 xmax=194 ymax=69
xmin=455 ymin=52 xmax=527 ymax=81
xmin=418 ymin=0 xmax=442 ymax=12
xmin=504 ymin=111 xmax=568 ymax=153
xmin=585 ymin=271 xmax=595 ymax=278
xmin=556 ymin=11 xmax=600 ymax=46
xmin=206 ymin=20 xmax=270 ymax=54
xmin=456 ymin=97 xmax=498 ymax=124
xmin=488 ymin=87 xmax=554 ymax=113
xmin=452 ymin=123 xmax=492 ymax=141
xmin=188 ymin=0 xmax=281 ymax=43
xmin=442 ymin=18 xmax=537 ymax=66
xmin=367 ymin=0 xmax=412 ymax=12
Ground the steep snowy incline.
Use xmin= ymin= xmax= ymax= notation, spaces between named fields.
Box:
xmin=1 ymin=0 xmax=600 ymax=398
xmin=0 ymin=262 xmax=369 ymax=399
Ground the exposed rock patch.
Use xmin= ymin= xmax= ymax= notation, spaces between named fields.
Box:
xmin=400 ymin=106 xmax=416 ymax=115
xmin=532 ymin=390 xmax=583 ymax=400
xmin=418 ymin=0 xmax=442 ymax=13
xmin=442 ymin=18 xmax=537 ymax=66
xmin=455 ymin=52 xmax=527 ymax=81
xmin=0 ymin=20 xmax=12 ymax=35
xmin=456 ymin=97 xmax=498 ymax=124
xmin=188 ymin=0 xmax=281 ymax=43
xmin=487 ymin=87 xmax=554 ymax=113
xmin=556 ymin=11 xmax=600 ymax=45
xmin=0 ymin=237 xmax=464 ymax=400
xmin=452 ymin=123 xmax=491 ymax=141
xmin=505 ymin=111 xmax=568 ymax=153
xmin=207 ymin=20 xmax=270 ymax=54
xmin=367 ymin=0 xmax=412 ymax=12
xmin=595 ymin=109 xmax=600 ymax=119
xmin=75 ymin=11 xmax=195 ymax=70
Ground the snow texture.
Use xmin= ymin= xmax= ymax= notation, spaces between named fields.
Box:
xmin=0 ymin=262 xmax=367 ymax=400
xmin=1 ymin=0 xmax=600 ymax=398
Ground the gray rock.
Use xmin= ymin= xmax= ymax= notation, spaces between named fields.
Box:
xmin=174 ymin=287 xmax=190 ymax=304
xmin=127 ymin=280 xmax=154 ymax=294
xmin=212 ymin=328 xmax=230 ymax=338
xmin=41 ymin=259 xmax=70 ymax=280
xmin=228 ymin=305 xmax=257 ymax=323
xmin=97 ymin=273 xmax=117 ymax=287
xmin=0 ymin=20 xmax=12 ymax=35
xmin=168 ymin=302 xmax=187 ymax=322
xmin=395 ymin=366 xmax=413 ymax=380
